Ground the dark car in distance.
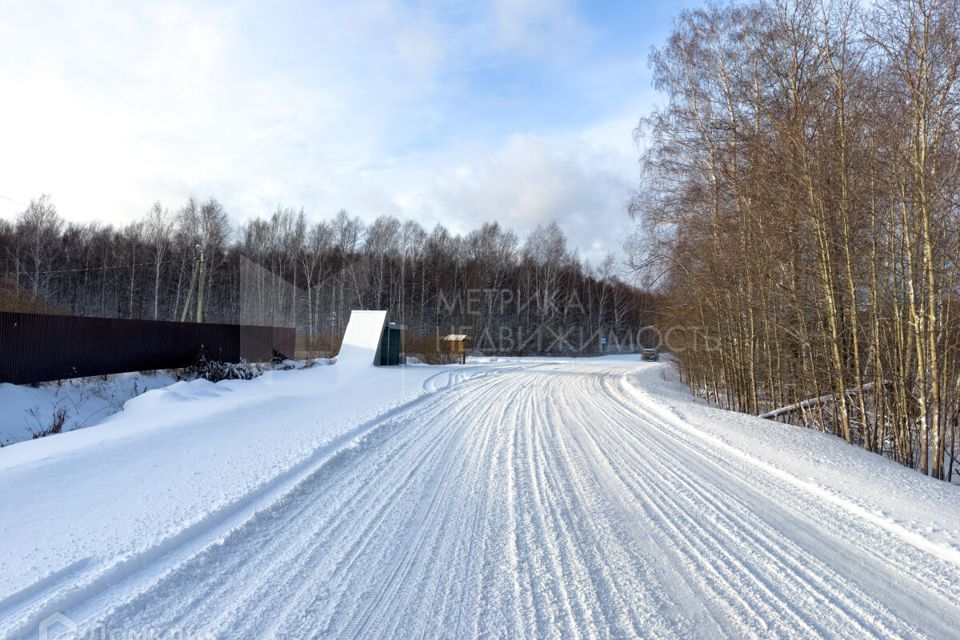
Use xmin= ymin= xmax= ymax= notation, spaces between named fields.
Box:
xmin=641 ymin=348 xmax=659 ymax=362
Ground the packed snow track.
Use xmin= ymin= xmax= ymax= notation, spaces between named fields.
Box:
xmin=4 ymin=359 xmax=960 ymax=639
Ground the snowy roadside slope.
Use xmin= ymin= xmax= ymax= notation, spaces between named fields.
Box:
xmin=3 ymin=356 xmax=953 ymax=639
xmin=2 ymin=356 xmax=959 ymax=638
xmin=0 ymin=372 xmax=177 ymax=446
xmin=0 ymin=360 xmax=497 ymax=601
xmin=622 ymin=363 xmax=960 ymax=558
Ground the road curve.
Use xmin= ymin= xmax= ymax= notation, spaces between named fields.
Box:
xmin=34 ymin=360 xmax=960 ymax=638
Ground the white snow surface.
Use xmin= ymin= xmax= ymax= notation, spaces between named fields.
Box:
xmin=1 ymin=356 xmax=959 ymax=638
xmin=0 ymin=372 xmax=177 ymax=447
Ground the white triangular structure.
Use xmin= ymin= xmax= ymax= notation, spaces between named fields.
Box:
xmin=336 ymin=310 xmax=388 ymax=368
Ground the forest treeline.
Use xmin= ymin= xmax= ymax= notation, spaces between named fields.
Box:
xmin=0 ymin=195 xmax=651 ymax=357
xmin=632 ymin=0 xmax=960 ymax=480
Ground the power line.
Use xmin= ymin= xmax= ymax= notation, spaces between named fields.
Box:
xmin=0 ymin=193 xmax=26 ymax=207
xmin=31 ymin=261 xmax=158 ymax=277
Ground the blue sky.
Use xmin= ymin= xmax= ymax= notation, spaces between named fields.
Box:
xmin=0 ymin=0 xmax=698 ymax=264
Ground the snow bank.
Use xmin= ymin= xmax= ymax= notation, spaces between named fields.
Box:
xmin=0 ymin=372 xmax=177 ymax=447
xmin=623 ymin=361 xmax=960 ymax=557
xmin=3 ymin=354 xmax=958 ymax=636
xmin=0 ymin=358 xmax=487 ymax=600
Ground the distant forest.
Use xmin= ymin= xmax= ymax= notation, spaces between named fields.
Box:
xmin=632 ymin=0 xmax=960 ymax=481
xmin=0 ymin=195 xmax=652 ymax=356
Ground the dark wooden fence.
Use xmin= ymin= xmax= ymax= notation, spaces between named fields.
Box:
xmin=0 ymin=311 xmax=295 ymax=384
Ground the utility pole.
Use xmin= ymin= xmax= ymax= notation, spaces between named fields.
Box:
xmin=195 ymin=244 xmax=206 ymax=323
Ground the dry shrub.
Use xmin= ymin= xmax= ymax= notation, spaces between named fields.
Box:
xmin=0 ymin=275 xmax=67 ymax=314
xmin=403 ymin=332 xmax=448 ymax=365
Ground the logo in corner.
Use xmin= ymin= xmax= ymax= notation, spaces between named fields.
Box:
xmin=38 ymin=612 xmax=77 ymax=640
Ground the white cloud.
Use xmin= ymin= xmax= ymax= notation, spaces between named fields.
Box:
xmin=371 ymin=113 xmax=641 ymax=265
xmin=490 ymin=0 xmax=591 ymax=55
xmin=0 ymin=1 xmax=439 ymax=217
xmin=435 ymin=133 xmax=622 ymax=227
xmin=0 ymin=0 xmax=650 ymax=262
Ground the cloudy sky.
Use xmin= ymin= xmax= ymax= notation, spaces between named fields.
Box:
xmin=0 ymin=0 xmax=696 ymax=264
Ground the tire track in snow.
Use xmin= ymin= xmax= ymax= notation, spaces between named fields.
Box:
xmin=603 ymin=370 xmax=960 ymax=635
xmin=6 ymin=371 xmax=505 ymax=639
xmin=526 ymin=367 xmax=660 ymax=637
xmin=599 ymin=367 xmax=960 ymax=637
xmin=10 ymin=359 xmax=959 ymax=639
xmin=561 ymin=375 xmax=787 ymax=637
xmin=577 ymin=374 xmax=905 ymax=638
xmin=104 ymin=372 xmax=514 ymax=639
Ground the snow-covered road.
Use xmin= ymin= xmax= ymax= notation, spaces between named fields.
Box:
xmin=3 ymin=358 xmax=960 ymax=638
